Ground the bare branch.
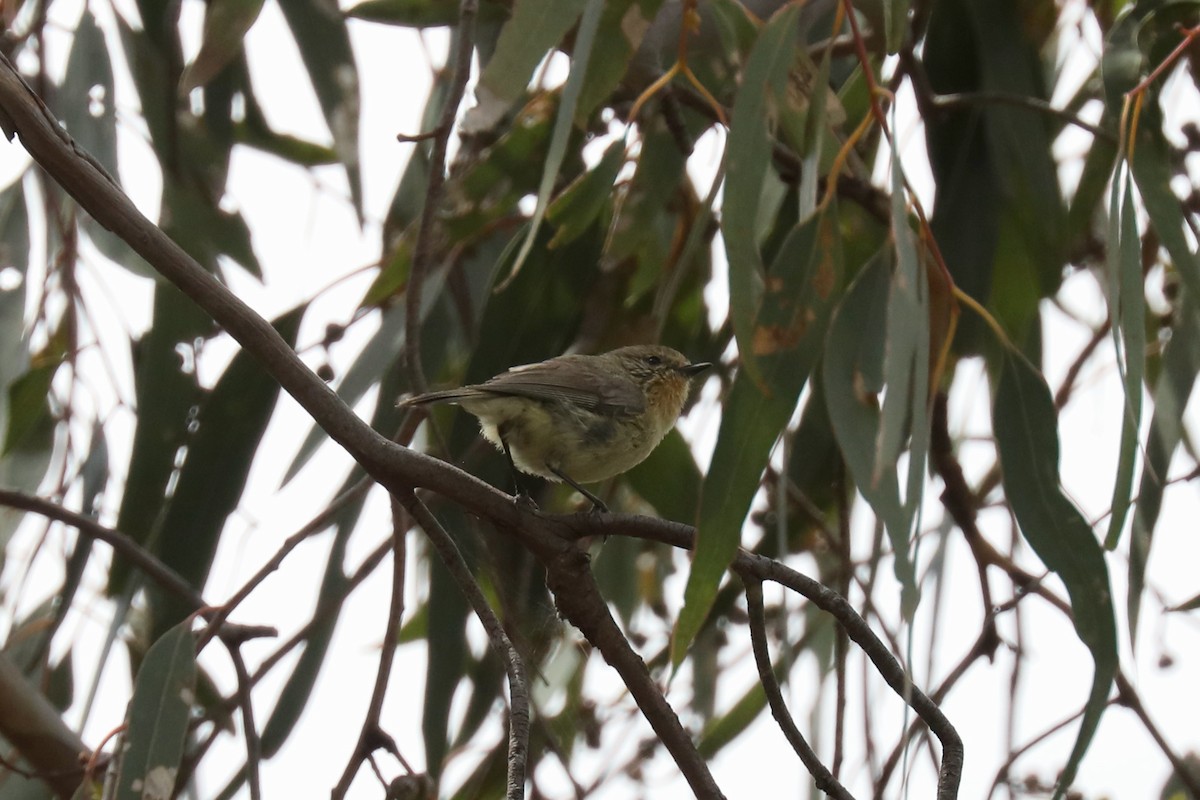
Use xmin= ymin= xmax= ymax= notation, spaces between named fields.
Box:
xmin=743 ymin=579 xmax=855 ymax=800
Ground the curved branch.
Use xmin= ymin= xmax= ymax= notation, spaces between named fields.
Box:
xmin=400 ymin=491 xmax=530 ymax=800
xmin=0 ymin=488 xmax=208 ymax=612
xmin=541 ymin=541 xmax=726 ymax=799
xmin=559 ymin=513 xmax=964 ymax=800
xmin=743 ymin=579 xmax=855 ymax=800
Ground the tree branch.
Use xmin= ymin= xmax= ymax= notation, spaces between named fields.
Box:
xmin=743 ymin=579 xmax=855 ymax=800
xmin=0 ymin=488 xmax=208 ymax=612
xmin=405 ymin=0 xmax=479 ymax=395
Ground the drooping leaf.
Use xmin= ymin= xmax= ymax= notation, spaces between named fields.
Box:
xmin=180 ymin=0 xmax=268 ymax=92
xmin=109 ymin=286 xmax=209 ymax=594
xmin=58 ymin=10 xmax=117 ymax=177
xmin=423 ymin=507 xmax=473 ymax=776
xmin=546 ymin=138 xmax=625 ymax=249
xmin=923 ymin=0 xmax=1065 ymax=353
xmin=1104 ymin=170 xmax=1144 ymax=549
xmin=625 ymin=428 xmax=701 ymax=522
xmin=675 ymin=209 xmax=842 ymax=667
xmin=722 ymin=3 xmax=801 ymax=387
xmin=468 ymin=0 xmax=586 ymax=132
xmin=147 ymin=308 xmax=303 ymax=635
xmin=260 ymin=520 xmax=353 ymax=756
xmin=3 ymin=362 xmax=59 ymax=456
xmin=994 ymin=351 xmax=1118 ymax=800
xmin=344 ymin=0 xmax=461 ymax=27
xmin=277 ymin=0 xmax=363 ymax=216
xmin=113 ymin=619 xmax=197 ymax=800
xmin=282 ymin=304 xmax=410 ymax=483
xmin=573 ymin=0 xmax=666 ymax=123
xmin=823 ymin=253 xmax=918 ymax=608
xmin=1129 ymin=295 xmax=1200 ymax=642
xmin=501 ymin=0 xmax=605 ymax=286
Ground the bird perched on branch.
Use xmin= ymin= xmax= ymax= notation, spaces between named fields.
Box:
xmin=398 ymin=345 xmax=711 ymax=511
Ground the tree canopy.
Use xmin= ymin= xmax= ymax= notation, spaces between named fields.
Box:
xmin=1 ymin=0 xmax=1199 ymax=798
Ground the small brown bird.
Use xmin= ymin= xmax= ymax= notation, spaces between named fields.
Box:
xmin=398 ymin=345 xmax=711 ymax=510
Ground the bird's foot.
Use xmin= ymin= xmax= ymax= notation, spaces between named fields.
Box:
xmin=513 ymin=491 xmax=540 ymax=511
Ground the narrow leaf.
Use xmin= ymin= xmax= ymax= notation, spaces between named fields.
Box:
xmin=722 ymin=4 xmax=801 ymax=387
xmin=1104 ymin=172 xmax=1144 ymax=548
xmin=150 ymin=306 xmax=305 ymax=635
xmin=180 ymin=0 xmax=268 ymax=92
xmin=994 ymin=352 xmax=1117 ymax=799
xmin=469 ymin=0 xmax=586 ymax=131
xmin=823 ymin=253 xmax=918 ymax=609
xmin=1129 ymin=295 xmax=1200 ymax=641
xmin=113 ymin=620 xmax=197 ymax=800
xmin=277 ymin=0 xmax=363 ymax=216
xmin=500 ymin=0 xmax=605 ymax=286
xmin=546 ymin=138 xmax=625 ymax=249
xmin=675 ymin=210 xmax=842 ymax=667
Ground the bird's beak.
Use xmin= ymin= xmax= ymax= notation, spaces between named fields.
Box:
xmin=679 ymin=361 xmax=712 ymax=378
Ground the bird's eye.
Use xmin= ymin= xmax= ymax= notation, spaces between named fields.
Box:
xmin=645 ymin=355 xmax=662 ymax=366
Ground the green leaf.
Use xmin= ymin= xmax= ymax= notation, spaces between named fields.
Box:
xmin=0 ymin=410 xmax=54 ymax=549
xmin=696 ymin=682 xmax=767 ymax=759
xmin=180 ymin=0 xmax=268 ymax=92
xmin=923 ymin=0 xmax=1065 ymax=352
xmin=59 ymin=10 xmax=117 ymax=177
xmin=883 ymin=0 xmax=911 ymax=53
xmin=277 ymin=0 xmax=363 ymax=216
xmin=1129 ymin=295 xmax=1200 ymax=640
xmin=573 ymin=0 xmax=666 ymax=123
xmin=1131 ymin=119 xmax=1200 ymax=326
xmin=722 ymin=3 xmax=801 ymax=387
xmin=1104 ymin=171 xmax=1144 ymax=549
xmin=546 ymin=139 xmax=625 ymax=248
xmin=113 ymin=619 xmax=197 ymax=800
xmin=0 ymin=179 xmax=30 ymax=275
xmin=162 ymin=182 xmax=261 ymax=278
xmin=149 ymin=306 xmax=305 ymax=635
xmin=109 ymin=286 xmax=209 ymax=594
xmin=344 ymin=0 xmax=461 ymax=27
xmin=471 ymin=0 xmax=586 ymax=130
xmin=3 ymin=362 xmax=59 ymax=455
xmin=625 ymin=428 xmax=701 ymax=521
xmin=501 ymin=0 xmax=605 ymax=286
xmin=605 ymin=117 xmax=687 ymax=266
xmin=675 ymin=210 xmax=842 ymax=667
xmin=994 ymin=351 xmax=1118 ymax=800
xmin=823 ymin=253 xmax=918 ymax=608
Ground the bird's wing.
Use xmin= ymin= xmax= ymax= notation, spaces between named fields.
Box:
xmin=475 ymin=355 xmax=645 ymax=415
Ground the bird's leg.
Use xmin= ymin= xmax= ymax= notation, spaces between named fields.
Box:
xmin=547 ymin=465 xmax=609 ymax=513
xmin=499 ymin=433 xmax=538 ymax=510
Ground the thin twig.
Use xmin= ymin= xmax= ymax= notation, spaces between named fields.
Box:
xmin=930 ymin=92 xmax=1114 ymax=141
xmin=1114 ymin=672 xmax=1200 ymax=799
xmin=405 ymin=0 xmax=478 ymax=395
xmin=0 ymin=488 xmax=208 ymax=611
xmin=197 ymin=475 xmax=374 ymax=650
xmin=332 ymin=499 xmax=408 ymax=799
xmin=226 ymin=645 xmax=263 ymax=800
xmin=833 ymin=467 xmax=851 ymax=780
xmin=561 ymin=514 xmax=963 ymax=800
xmin=743 ymin=579 xmax=856 ymax=800
xmin=400 ymin=490 xmax=530 ymax=800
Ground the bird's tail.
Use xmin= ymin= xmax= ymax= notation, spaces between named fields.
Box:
xmin=395 ymin=388 xmax=480 ymax=408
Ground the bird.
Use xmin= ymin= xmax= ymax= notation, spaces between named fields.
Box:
xmin=398 ymin=345 xmax=711 ymax=511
